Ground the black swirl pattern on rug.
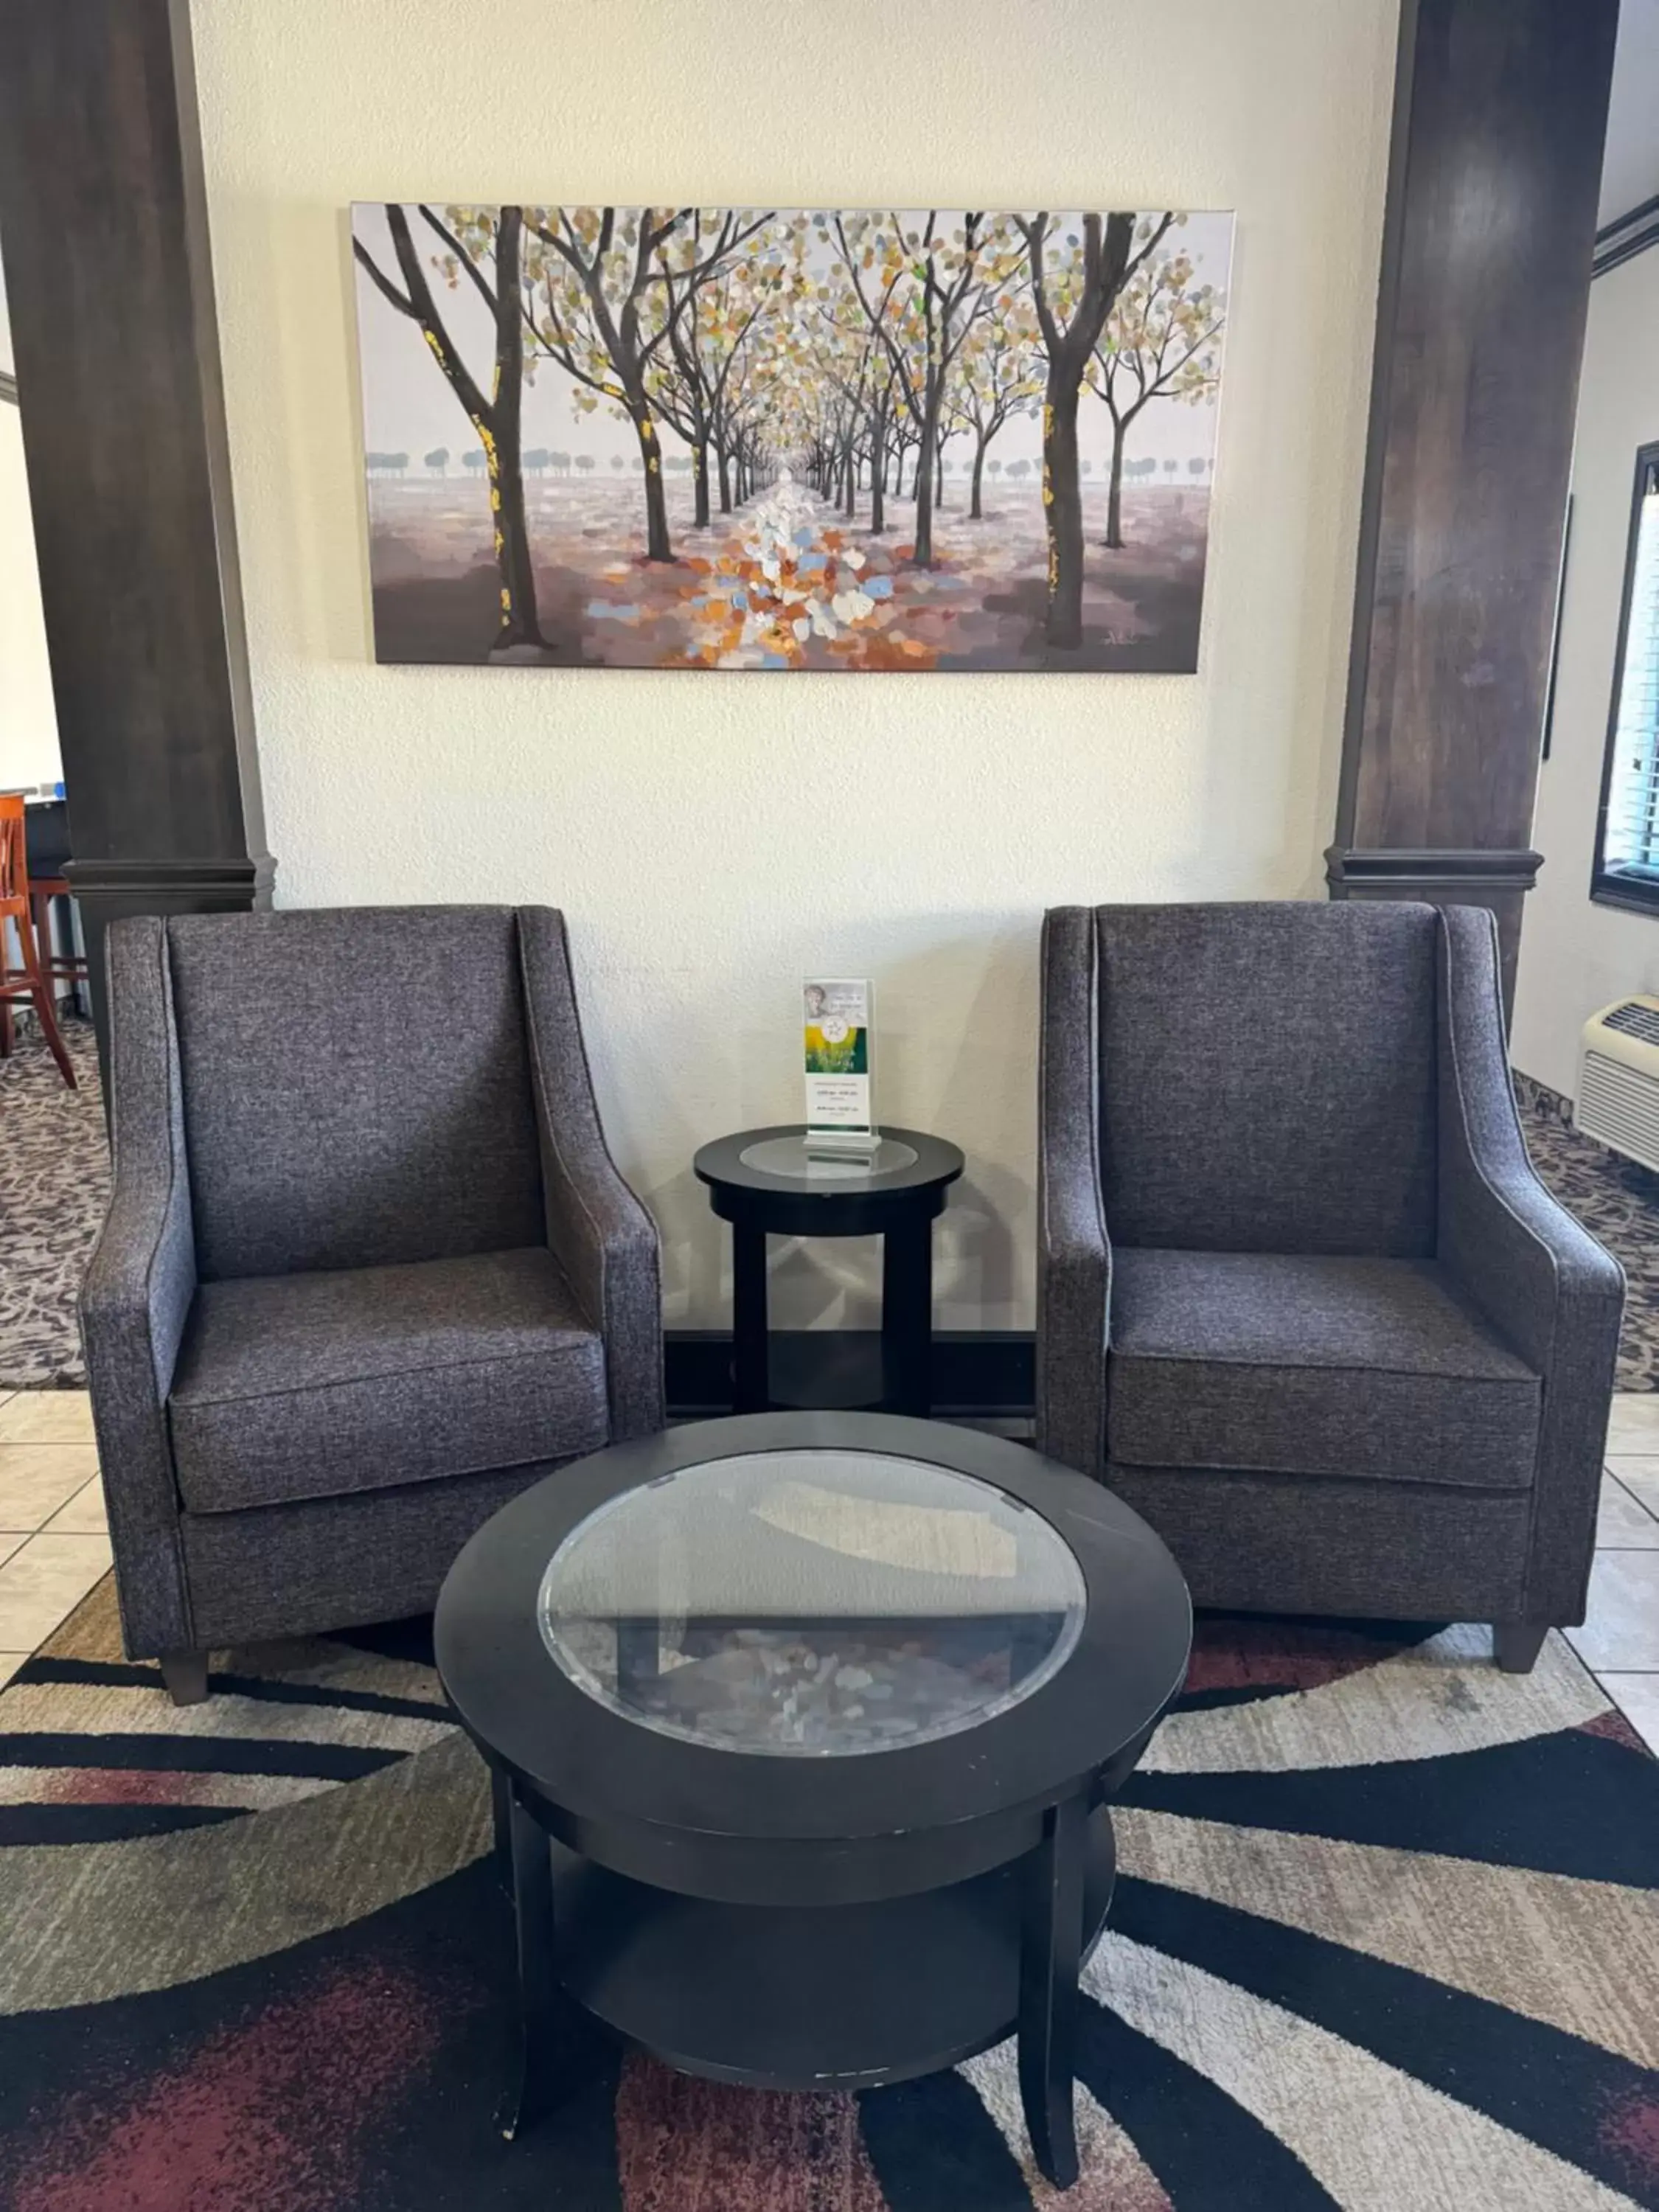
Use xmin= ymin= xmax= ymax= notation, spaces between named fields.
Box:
xmin=1 ymin=1585 xmax=1655 ymax=2211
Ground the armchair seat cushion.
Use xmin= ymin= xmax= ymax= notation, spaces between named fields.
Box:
xmin=1107 ymin=1250 xmax=1541 ymax=1491
xmin=168 ymin=1247 xmax=608 ymax=1514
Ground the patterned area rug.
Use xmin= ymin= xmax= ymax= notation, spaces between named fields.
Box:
xmin=2 ymin=1579 xmax=1655 ymax=2211
xmin=1514 ymin=1081 xmax=1659 ymax=1392
xmin=0 ymin=1018 xmax=107 ymax=1390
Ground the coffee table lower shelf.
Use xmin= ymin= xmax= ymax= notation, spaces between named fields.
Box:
xmin=546 ymin=1805 xmax=1119 ymax=2092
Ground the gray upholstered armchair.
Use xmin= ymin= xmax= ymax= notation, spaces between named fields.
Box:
xmin=1036 ymin=901 xmax=1624 ymax=1672
xmin=83 ymin=905 xmax=663 ymax=1704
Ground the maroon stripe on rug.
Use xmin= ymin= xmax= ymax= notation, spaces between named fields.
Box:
xmin=1181 ymin=1617 xmax=1422 ymax=1698
xmin=7 ymin=1958 xmax=445 ymax=2212
xmin=614 ymin=2053 xmax=890 ymax=2212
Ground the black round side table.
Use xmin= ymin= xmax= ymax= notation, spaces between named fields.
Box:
xmin=693 ymin=1125 xmax=964 ymax=1418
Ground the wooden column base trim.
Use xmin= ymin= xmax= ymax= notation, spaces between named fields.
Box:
xmin=55 ymin=852 xmax=276 ymax=1106
xmin=63 ymin=853 xmax=275 ymax=908
xmin=1324 ymin=846 xmax=1543 ymax=897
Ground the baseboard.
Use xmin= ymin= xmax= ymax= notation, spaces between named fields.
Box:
xmin=1512 ymin=1069 xmax=1574 ymax=1127
xmin=665 ymin=1329 xmax=1035 ymax=1419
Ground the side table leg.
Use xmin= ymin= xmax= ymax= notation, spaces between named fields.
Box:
xmin=1018 ymin=1793 xmax=1088 ymax=2188
xmin=501 ymin=1780 xmax=560 ymax=2143
xmin=616 ymin=1615 xmax=661 ymax=1697
xmin=881 ymin=1215 xmax=934 ymax=1416
xmin=732 ymin=1223 xmax=770 ymax=1413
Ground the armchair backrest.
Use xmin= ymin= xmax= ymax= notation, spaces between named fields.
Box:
xmin=164 ymin=906 xmax=545 ymax=1281
xmin=1093 ymin=901 xmax=1439 ymax=1256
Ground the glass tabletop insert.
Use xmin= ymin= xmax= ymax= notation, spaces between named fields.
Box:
xmin=737 ymin=1133 xmax=919 ymax=1180
xmin=538 ymin=1448 xmax=1088 ymax=1756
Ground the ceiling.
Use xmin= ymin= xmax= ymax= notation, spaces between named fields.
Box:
xmin=1601 ymin=0 xmax=1659 ymax=226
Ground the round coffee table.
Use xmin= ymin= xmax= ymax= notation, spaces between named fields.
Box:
xmin=693 ymin=1126 xmax=964 ymax=1416
xmin=434 ymin=1411 xmax=1191 ymax=2188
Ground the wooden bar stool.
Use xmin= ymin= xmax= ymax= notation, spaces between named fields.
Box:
xmin=29 ymin=872 xmax=89 ymax=1018
xmin=0 ymin=794 xmax=76 ymax=1085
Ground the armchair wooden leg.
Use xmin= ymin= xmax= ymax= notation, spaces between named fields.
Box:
xmin=160 ymin=1651 xmax=209 ymax=1705
xmin=1494 ymin=1623 xmax=1548 ymax=1674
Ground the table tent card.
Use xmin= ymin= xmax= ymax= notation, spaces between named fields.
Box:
xmin=803 ymin=979 xmax=876 ymax=1154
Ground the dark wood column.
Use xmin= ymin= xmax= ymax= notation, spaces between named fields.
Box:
xmin=1328 ymin=0 xmax=1618 ymax=1009
xmin=0 ymin=0 xmax=272 ymax=1076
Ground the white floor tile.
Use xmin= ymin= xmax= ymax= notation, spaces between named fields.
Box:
xmin=1564 ymin=1550 xmax=1659 ymax=1672
xmin=1599 ymin=1472 xmax=1659 ymax=1549
xmin=0 ymin=1391 xmax=95 ymax=1445
xmin=0 ymin=1444 xmax=101 ymax=1532
xmin=1607 ymin=1394 xmax=1659 ymax=1453
xmin=43 ymin=1477 xmax=108 ymax=1534
xmin=0 ymin=1652 xmax=27 ymax=1691
xmin=0 ymin=1535 xmax=24 ymax=1570
xmin=0 ymin=1531 xmax=111 ymax=1652
xmin=1610 ymin=1458 xmax=1659 ymax=1523
xmin=1598 ymin=1674 xmax=1659 ymax=1758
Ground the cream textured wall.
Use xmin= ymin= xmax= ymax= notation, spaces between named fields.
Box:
xmin=0 ymin=404 xmax=62 ymax=790
xmin=189 ymin=0 xmax=1397 ymax=1329
xmin=1512 ymin=246 xmax=1659 ymax=1102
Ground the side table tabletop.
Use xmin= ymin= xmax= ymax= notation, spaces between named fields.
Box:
xmin=693 ymin=1125 xmax=964 ymax=1417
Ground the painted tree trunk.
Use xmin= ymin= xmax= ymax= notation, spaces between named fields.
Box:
xmin=717 ymin=447 xmax=733 ymax=513
xmin=477 ymin=209 xmax=542 ymax=649
xmin=693 ymin=442 xmax=711 ymax=528
xmin=912 ymin=406 xmax=942 ymax=566
xmin=1042 ymin=378 xmax=1087 ymax=650
xmin=1105 ymin=415 xmax=1128 ymax=549
xmin=484 ymin=425 xmax=544 ymax=651
xmin=970 ymin=434 xmax=988 ymax=520
xmin=629 ymin=411 xmax=672 ymax=561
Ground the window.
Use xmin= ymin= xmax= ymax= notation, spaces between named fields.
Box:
xmin=1592 ymin=443 xmax=1659 ymax=912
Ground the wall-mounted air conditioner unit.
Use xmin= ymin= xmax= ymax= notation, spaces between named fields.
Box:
xmin=1576 ymin=998 xmax=1659 ymax=1170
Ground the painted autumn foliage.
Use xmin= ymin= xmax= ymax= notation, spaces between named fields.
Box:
xmin=352 ymin=204 xmax=1232 ymax=672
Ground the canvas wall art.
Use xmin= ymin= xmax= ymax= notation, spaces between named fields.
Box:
xmin=351 ymin=204 xmax=1233 ymax=672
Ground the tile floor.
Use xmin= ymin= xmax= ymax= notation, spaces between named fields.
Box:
xmin=1 ymin=1388 xmax=1657 ymax=1748
xmin=0 ymin=1388 xmax=109 ymax=1690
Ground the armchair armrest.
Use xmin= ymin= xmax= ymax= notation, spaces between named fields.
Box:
xmin=1436 ymin=905 xmax=1624 ymax=1621
xmin=1036 ymin=907 xmax=1112 ymax=1474
xmin=517 ymin=908 xmax=664 ymax=1441
xmin=80 ymin=917 xmax=197 ymax=1660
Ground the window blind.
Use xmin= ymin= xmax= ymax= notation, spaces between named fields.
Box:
xmin=1595 ymin=449 xmax=1659 ymax=901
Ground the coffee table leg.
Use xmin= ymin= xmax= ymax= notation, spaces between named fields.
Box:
xmin=1018 ymin=1792 xmax=1087 ymax=2188
xmin=501 ymin=1779 xmax=560 ymax=2143
xmin=732 ymin=1223 xmax=770 ymax=1413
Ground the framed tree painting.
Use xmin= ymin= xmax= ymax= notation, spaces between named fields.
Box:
xmin=351 ymin=205 xmax=1233 ymax=672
